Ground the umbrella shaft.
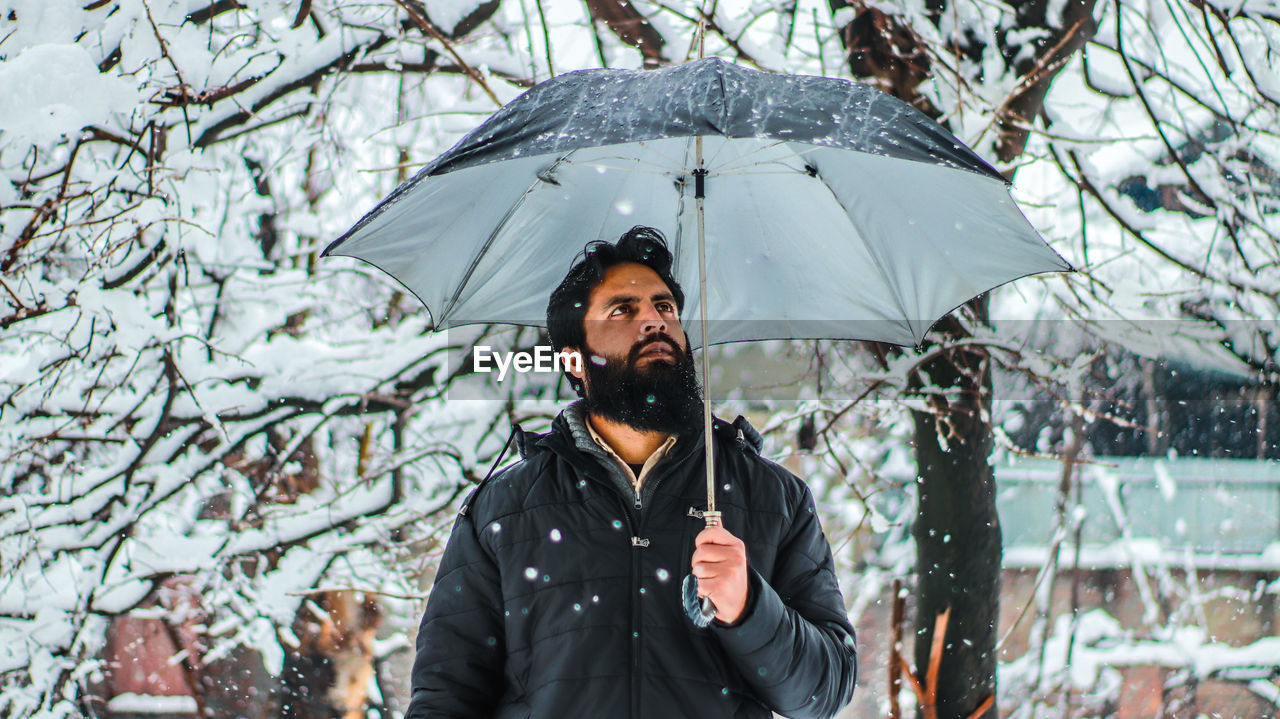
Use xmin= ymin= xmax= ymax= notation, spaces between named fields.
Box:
xmin=699 ymin=193 xmax=714 ymax=517
xmin=695 ymin=136 xmax=715 ymax=519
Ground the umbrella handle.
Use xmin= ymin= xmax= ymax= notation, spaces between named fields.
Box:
xmin=683 ymin=510 xmax=723 ymax=627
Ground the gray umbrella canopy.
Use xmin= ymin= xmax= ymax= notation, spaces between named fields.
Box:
xmin=324 ymin=57 xmax=1070 ymax=348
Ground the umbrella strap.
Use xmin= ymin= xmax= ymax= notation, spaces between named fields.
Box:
xmin=483 ymin=424 xmax=519 ymax=483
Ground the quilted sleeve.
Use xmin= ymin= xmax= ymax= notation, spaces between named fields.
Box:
xmin=406 ymin=509 xmax=506 ymax=718
xmin=711 ymin=481 xmax=858 ymax=719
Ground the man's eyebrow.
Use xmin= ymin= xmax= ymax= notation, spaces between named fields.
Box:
xmin=598 ymin=291 xmax=676 ymax=312
xmin=600 ymin=293 xmax=640 ymax=310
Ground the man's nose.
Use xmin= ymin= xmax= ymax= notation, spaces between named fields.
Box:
xmin=637 ymin=303 xmax=667 ymax=335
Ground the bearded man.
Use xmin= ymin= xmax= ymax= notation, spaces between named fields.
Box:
xmin=407 ymin=227 xmax=857 ymax=719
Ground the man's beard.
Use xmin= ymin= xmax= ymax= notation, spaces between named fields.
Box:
xmin=581 ymin=333 xmax=703 ymax=435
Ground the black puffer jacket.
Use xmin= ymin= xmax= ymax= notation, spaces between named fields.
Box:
xmin=408 ymin=404 xmax=857 ymax=718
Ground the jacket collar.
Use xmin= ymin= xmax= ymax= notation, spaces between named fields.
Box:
xmin=516 ymin=400 xmax=764 ymax=464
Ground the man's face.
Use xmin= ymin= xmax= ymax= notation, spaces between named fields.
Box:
xmin=565 ymin=262 xmax=701 ymax=434
xmin=575 ymin=262 xmax=687 ymax=366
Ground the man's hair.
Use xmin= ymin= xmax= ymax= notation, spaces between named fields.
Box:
xmin=547 ymin=226 xmax=685 ymax=396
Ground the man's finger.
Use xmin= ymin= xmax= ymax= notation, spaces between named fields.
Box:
xmin=692 ymin=544 xmax=737 ymax=561
xmin=691 ymin=564 xmax=717 ymax=580
xmin=691 ymin=555 xmax=725 ymax=570
xmin=695 ymin=525 xmax=744 ymax=547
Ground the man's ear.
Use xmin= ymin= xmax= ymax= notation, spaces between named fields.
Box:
xmin=562 ymin=347 xmax=586 ymax=383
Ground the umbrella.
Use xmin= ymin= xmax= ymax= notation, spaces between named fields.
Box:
xmin=322 ymin=56 xmax=1071 ymax=625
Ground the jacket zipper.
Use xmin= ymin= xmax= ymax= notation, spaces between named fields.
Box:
xmin=634 ymin=433 xmax=702 ymax=510
xmin=630 ymin=528 xmax=643 ymax=719
xmin=608 ymin=490 xmax=645 ymax=719
xmin=577 ymin=453 xmax=680 ymax=717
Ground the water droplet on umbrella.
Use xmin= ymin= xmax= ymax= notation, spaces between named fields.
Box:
xmin=490 ymin=522 xmax=502 ymax=533
xmin=646 ymin=394 xmax=655 ymax=403
xmin=592 ymin=595 xmax=600 ymax=603
xmin=543 ymin=575 xmax=551 ymax=582
xmin=591 ymin=354 xmax=607 ymax=366
xmin=524 ymin=567 xmax=538 ymax=580
xmin=550 ymin=528 xmax=562 ymax=542
xmin=577 ymin=480 xmax=587 ymax=488
xmin=656 ymin=568 xmax=670 ymax=582
xmin=487 ymin=636 xmax=497 ymax=646
xmin=722 ymin=483 xmax=731 ymax=491
xmin=721 ymin=688 xmax=729 ymax=696
xmin=615 ymin=200 xmax=634 ymax=215
xmin=573 ymin=603 xmax=582 ymax=611
xmin=955 ymin=221 xmax=965 ymax=230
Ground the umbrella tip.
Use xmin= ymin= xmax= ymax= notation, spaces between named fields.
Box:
xmin=319 ymin=235 xmax=346 ymax=258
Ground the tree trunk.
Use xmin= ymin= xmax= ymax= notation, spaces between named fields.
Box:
xmin=823 ymin=2 xmax=1096 ymax=715
xmin=824 ymin=4 xmax=1002 ymax=715
xmin=909 ymin=309 xmax=1000 ymax=719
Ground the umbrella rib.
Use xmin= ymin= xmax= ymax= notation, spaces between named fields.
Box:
xmin=706 ymin=139 xmax=783 ymax=172
xmin=438 ymin=153 xmax=573 ymax=323
xmin=564 ymin=158 xmax=676 ymax=175
xmin=713 ymin=167 xmax=812 ymax=177
xmin=560 ymin=140 xmax=690 ymax=175
xmin=603 ymin=142 xmax=689 ymax=171
xmin=711 ymin=142 xmax=823 ymax=175
xmin=702 ymin=133 xmax=734 ymax=170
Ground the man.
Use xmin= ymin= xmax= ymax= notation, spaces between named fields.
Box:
xmin=408 ymin=227 xmax=857 ymax=718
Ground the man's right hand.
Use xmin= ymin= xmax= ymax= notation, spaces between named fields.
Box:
xmin=690 ymin=524 xmax=749 ymax=624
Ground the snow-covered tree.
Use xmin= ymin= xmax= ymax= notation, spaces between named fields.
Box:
xmin=0 ymin=1 xmax=541 ymax=715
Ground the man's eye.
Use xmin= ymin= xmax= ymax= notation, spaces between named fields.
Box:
xmin=657 ymin=302 xmax=675 ymax=313
xmin=610 ymin=305 xmax=631 ymax=316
